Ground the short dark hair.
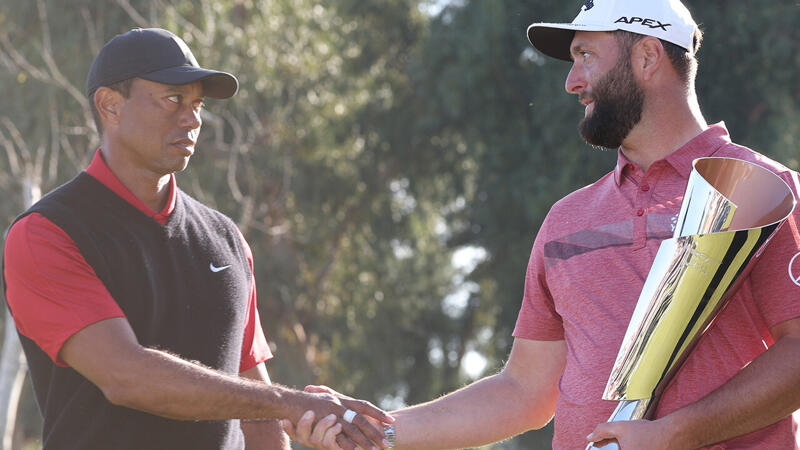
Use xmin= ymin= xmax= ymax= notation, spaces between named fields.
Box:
xmin=90 ymin=78 xmax=134 ymax=135
xmin=613 ymin=28 xmax=703 ymax=84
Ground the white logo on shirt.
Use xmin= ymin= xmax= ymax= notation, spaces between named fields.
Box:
xmin=789 ymin=252 xmax=800 ymax=287
xmin=210 ymin=263 xmax=231 ymax=273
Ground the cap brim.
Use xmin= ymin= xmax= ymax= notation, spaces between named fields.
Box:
xmin=528 ymin=23 xmax=617 ymax=61
xmin=140 ymin=65 xmax=239 ymax=99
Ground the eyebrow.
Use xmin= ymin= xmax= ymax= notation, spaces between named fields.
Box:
xmin=569 ymin=44 xmax=586 ymax=59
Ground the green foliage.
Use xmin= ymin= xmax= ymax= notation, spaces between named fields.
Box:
xmin=689 ymin=0 xmax=800 ymax=168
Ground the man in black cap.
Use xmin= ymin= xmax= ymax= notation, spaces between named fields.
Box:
xmin=2 ymin=28 xmax=392 ymax=450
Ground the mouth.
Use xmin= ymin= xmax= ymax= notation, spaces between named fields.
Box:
xmin=584 ymin=101 xmax=595 ymax=116
xmin=170 ymin=138 xmax=196 ymax=156
xmin=579 ymin=94 xmax=594 ymax=116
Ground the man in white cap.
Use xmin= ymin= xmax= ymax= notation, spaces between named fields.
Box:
xmin=288 ymin=1 xmax=800 ymax=448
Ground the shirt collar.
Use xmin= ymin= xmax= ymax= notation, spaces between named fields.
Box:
xmin=613 ymin=122 xmax=732 ymax=186
xmin=85 ymin=148 xmax=177 ymax=224
xmin=664 ymin=122 xmax=731 ymax=179
xmin=613 ymin=151 xmax=635 ymax=186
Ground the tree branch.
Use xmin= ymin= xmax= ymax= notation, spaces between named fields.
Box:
xmin=0 ymin=126 xmax=20 ymax=175
xmin=1 ymin=118 xmax=30 ymax=170
xmin=114 ymin=0 xmax=149 ymax=27
xmin=35 ymin=0 xmax=91 ymax=113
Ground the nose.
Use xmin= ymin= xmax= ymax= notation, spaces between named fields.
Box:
xmin=179 ymin=105 xmax=202 ymax=130
xmin=565 ymin=62 xmax=586 ymax=95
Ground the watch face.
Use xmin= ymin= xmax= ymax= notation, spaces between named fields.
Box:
xmin=382 ymin=424 xmax=396 ymax=447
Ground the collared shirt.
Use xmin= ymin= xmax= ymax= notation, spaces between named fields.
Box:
xmin=4 ymin=149 xmax=271 ymax=370
xmin=514 ymin=123 xmax=800 ymax=449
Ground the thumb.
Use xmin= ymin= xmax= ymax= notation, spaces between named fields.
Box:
xmin=587 ymin=422 xmax=617 ymax=442
xmin=280 ymin=419 xmax=297 ymax=440
xmin=305 ymin=384 xmax=337 ymax=395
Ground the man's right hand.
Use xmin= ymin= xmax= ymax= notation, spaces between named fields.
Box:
xmin=284 ymin=388 xmax=393 ymax=450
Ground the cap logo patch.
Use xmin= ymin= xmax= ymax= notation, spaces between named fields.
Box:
xmin=582 ymin=0 xmax=594 ymax=11
xmin=615 ymin=16 xmax=672 ymax=31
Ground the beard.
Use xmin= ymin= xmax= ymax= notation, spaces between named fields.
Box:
xmin=578 ymin=56 xmax=644 ymax=149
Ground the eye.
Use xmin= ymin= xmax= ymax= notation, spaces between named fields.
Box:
xmin=570 ymin=48 xmax=592 ymax=62
xmin=167 ymin=95 xmax=181 ymax=104
xmin=193 ymin=100 xmax=205 ymax=111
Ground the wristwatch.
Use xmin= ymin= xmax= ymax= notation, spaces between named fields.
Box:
xmin=383 ymin=423 xmax=396 ymax=448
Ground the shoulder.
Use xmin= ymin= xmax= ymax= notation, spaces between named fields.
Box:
xmin=553 ymin=171 xmax=616 ymax=208
xmin=175 ymin=190 xmax=246 ymax=245
xmin=6 ymin=214 xmax=64 ymax=253
xmin=177 ymin=190 xmax=238 ymax=227
xmin=25 ymin=173 xmax=103 ymax=220
xmin=4 ymin=213 xmax=81 ymax=280
xmin=541 ymin=171 xmax=616 ymax=231
xmin=714 ymin=143 xmax=800 ymax=201
xmin=715 ymin=142 xmax=795 ymax=178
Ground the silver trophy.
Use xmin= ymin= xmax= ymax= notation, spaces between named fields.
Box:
xmin=588 ymin=157 xmax=796 ymax=449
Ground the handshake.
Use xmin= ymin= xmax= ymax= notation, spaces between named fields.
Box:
xmin=281 ymin=385 xmax=395 ymax=450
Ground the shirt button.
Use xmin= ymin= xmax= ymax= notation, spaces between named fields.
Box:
xmin=636 ymin=208 xmax=644 ymax=216
xmin=640 ymin=184 xmax=650 ymax=192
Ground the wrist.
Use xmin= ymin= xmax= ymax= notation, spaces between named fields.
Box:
xmin=265 ymin=384 xmax=304 ymax=421
xmin=654 ymin=412 xmax=697 ymax=450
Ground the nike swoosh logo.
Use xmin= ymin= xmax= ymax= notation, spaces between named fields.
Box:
xmin=209 ymin=263 xmax=232 ymax=273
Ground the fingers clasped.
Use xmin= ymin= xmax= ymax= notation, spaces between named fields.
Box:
xmin=284 ymin=388 xmax=393 ymax=450
xmin=282 ymin=412 xmax=342 ymax=450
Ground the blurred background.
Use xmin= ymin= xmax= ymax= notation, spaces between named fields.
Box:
xmin=0 ymin=0 xmax=797 ymax=448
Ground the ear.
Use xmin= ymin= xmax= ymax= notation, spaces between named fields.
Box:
xmin=93 ymin=87 xmax=125 ymax=131
xmin=632 ymin=37 xmax=664 ymax=82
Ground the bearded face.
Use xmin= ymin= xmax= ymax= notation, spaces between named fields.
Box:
xmin=578 ymin=51 xmax=644 ymax=149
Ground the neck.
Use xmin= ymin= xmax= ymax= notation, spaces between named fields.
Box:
xmin=100 ymin=144 xmax=172 ymax=212
xmin=620 ymin=86 xmax=707 ymax=172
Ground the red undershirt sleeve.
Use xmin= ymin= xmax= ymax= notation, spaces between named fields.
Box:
xmin=3 ymin=213 xmax=126 ymax=367
xmin=236 ymin=230 xmax=272 ymax=373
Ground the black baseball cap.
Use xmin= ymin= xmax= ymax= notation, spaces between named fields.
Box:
xmin=86 ymin=28 xmax=238 ymax=99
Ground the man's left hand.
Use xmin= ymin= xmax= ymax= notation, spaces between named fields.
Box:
xmin=587 ymin=419 xmax=686 ymax=450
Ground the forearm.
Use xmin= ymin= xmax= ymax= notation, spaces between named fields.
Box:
xmin=102 ymin=346 xmax=301 ymax=421
xmin=392 ymin=372 xmax=555 ymax=449
xmin=61 ymin=318 xmax=391 ymax=448
xmin=659 ymin=336 xmax=800 ymax=448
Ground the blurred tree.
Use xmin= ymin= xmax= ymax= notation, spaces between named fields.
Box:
xmin=688 ymin=0 xmax=800 ymax=167
xmin=0 ymin=1 xmax=107 ymax=447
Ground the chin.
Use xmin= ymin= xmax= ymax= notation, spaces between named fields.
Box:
xmin=163 ymin=157 xmax=190 ymax=174
xmin=175 ymin=158 xmax=190 ymax=172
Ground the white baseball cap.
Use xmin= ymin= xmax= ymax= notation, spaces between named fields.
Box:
xmin=528 ymin=0 xmax=698 ymax=61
